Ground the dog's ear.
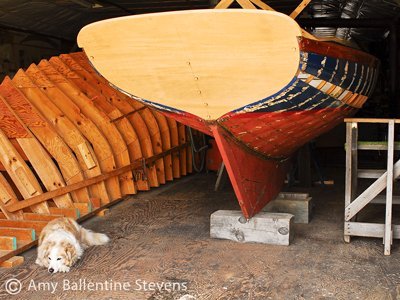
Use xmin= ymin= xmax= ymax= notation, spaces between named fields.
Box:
xmin=36 ymin=241 xmax=54 ymax=267
xmin=62 ymin=241 xmax=77 ymax=267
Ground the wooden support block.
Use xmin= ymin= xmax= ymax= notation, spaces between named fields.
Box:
xmin=0 ymin=227 xmax=35 ymax=241
xmin=263 ymin=192 xmax=313 ymax=224
xmin=0 ymin=236 xmax=17 ymax=250
xmin=22 ymin=213 xmax=63 ymax=222
xmin=96 ymin=209 xmax=109 ymax=217
xmin=0 ymin=256 xmax=24 ymax=268
xmin=210 ymin=210 xmax=294 ymax=245
xmin=49 ymin=207 xmax=80 ymax=219
xmin=73 ymin=202 xmax=92 ymax=215
xmin=0 ymin=220 xmax=47 ymax=234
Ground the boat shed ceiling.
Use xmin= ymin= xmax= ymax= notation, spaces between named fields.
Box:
xmin=0 ymin=0 xmax=399 ymax=43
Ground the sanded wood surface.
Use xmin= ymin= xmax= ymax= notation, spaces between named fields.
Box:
xmin=77 ymin=10 xmax=302 ymax=120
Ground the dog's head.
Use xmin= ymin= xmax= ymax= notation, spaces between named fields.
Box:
xmin=39 ymin=241 xmax=78 ymax=273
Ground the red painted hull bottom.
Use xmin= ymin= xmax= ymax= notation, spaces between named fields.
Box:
xmin=211 ymin=125 xmax=288 ymax=219
xmin=161 ymin=107 xmax=355 ymax=219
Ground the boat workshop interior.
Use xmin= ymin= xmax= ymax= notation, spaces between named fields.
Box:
xmin=0 ymin=0 xmax=399 ymax=299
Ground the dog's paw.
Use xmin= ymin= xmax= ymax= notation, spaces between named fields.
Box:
xmin=35 ymin=258 xmax=43 ymax=266
xmin=59 ymin=266 xmax=70 ymax=273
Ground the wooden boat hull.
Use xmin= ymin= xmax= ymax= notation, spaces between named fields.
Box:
xmin=78 ymin=10 xmax=379 ymax=218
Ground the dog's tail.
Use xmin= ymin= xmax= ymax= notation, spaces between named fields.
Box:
xmin=80 ymin=227 xmax=109 ymax=246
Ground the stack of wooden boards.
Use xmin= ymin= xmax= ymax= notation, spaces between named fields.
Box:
xmin=0 ymin=52 xmax=194 ymax=267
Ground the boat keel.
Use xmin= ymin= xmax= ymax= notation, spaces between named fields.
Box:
xmin=211 ymin=125 xmax=288 ymax=219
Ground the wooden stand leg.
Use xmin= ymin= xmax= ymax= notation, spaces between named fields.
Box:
xmin=384 ymin=121 xmax=395 ymax=255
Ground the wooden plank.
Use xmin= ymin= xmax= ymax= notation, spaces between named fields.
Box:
xmin=178 ymin=123 xmax=187 ymax=176
xmin=358 ymin=169 xmax=385 ymax=178
xmin=25 ymin=63 xmax=121 ymax=203
xmin=249 ymin=0 xmax=274 ymax=10
xmin=0 ymin=220 xmax=47 ymax=233
xmin=40 ymin=59 xmax=135 ymax=196
xmin=210 ymin=210 xmax=294 ymax=245
xmin=0 ymin=79 xmax=91 ymax=203
xmin=73 ymin=202 xmax=92 ymax=215
xmin=17 ymin=138 xmax=74 ymax=208
xmin=22 ymin=213 xmax=63 ymax=222
xmin=0 ymin=236 xmax=17 ymax=250
xmin=344 ymin=122 xmax=357 ymax=242
xmin=49 ymin=207 xmax=80 ymax=219
xmin=345 ymin=159 xmax=400 ymax=221
xmin=0 ymin=128 xmax=49 ymax=214
xmin=0 ymin=255 xmax=24 ymax=268
xmin=0 ymin=173 xmax=24 ymax=219
xmin=289 ymin=0 xmax=312 ymax=19
xmin=166 ymin=118 xmax=181 ymax=179
xmin=345 ymin=222 xmax=400 ymax=239
xmin=214 ymin=0 xmax=234 ymax=8
xmin=384 ymin=120 xmax=395 ymax=255
xmin=127 ymin=101 xmax=166 ymax=185
xmin=357 ymin=141 xmax=400 ymax=151
xmin=344 ymin=118 xmax=400 ymax=124
xmin=77 ymin=10 xmax=303 ymax=121
xmin=152 ymin=111 xmax=174 ymax=181
xmin=61 ymin=53 xmax=151 ymax=191
xmin=12 ymin=69 xmax=109 ymax=205
xmin=0 ymin=227 xmax=35 ymax=241
xmin=236 ymin=0 xmax=257 ymax=9
xmin=6 ymin=144 xmax=188 ymax=212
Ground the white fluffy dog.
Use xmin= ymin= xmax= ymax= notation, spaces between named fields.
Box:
xmin=36 ymin=217 xmax=109 ymax=273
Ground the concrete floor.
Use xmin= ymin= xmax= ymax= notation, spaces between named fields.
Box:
xmin=0 ymin=168 xmax=399 ymax=299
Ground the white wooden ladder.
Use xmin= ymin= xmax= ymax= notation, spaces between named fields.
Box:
xmin=344 ymin=118 xmax=400 ymax=255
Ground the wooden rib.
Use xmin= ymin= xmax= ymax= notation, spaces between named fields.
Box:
xmin=73 ymin=202 xmax=92 ymax=215
xmin=67 ymin=52 xmax=157 ymax=188
xmin=12 ymin=69 xmax=109 ymax=204
xmin=0 ymin=256 xmax=24 ymax=268
xmin=289 ymin=0 xmax=312 ymax=19
xmin=16 ymin=138 xmax=74 ymax=208
xmin=128 ymin=101 xmax=166 ymax=184
xmin=0 ymin=172 xmax=24 ymax=220
xmin=39 ymin=59 xmax=135 ymax=196
xmin=25 ymin=64 xmax=121 ymax=204
xmin=0 ymin=227 xmax=35 ymax=241
xmin=0 ymin=90 xmax=73 ymax=209
xmin=48 ymin=56 xmax=140 ymax=194
xmin=0 ymin=128 xmax=49 ymax=214
xmin=178 ymin=123 xmax=187 ymax=176
xmin=152 ymin=111 xmax=173 ymax=181
xmin=6 ymin=143 xmax=188 ymax=212
xmin=186 ymin=130 xmax=193 ymax=174
xmin=167 ymin=118 xmax=181 ymax=178
xmin=0 ymin=78 xmax=91 ymax=203
xmin=60 ymin=53 xmax=149 ymax=190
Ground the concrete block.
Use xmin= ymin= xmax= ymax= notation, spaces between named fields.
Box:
xmin=210 ymin=210 xmax=294 ymax=245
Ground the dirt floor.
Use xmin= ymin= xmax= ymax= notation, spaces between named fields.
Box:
xmin=0 ymin=168 xmax=400 ymax=300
